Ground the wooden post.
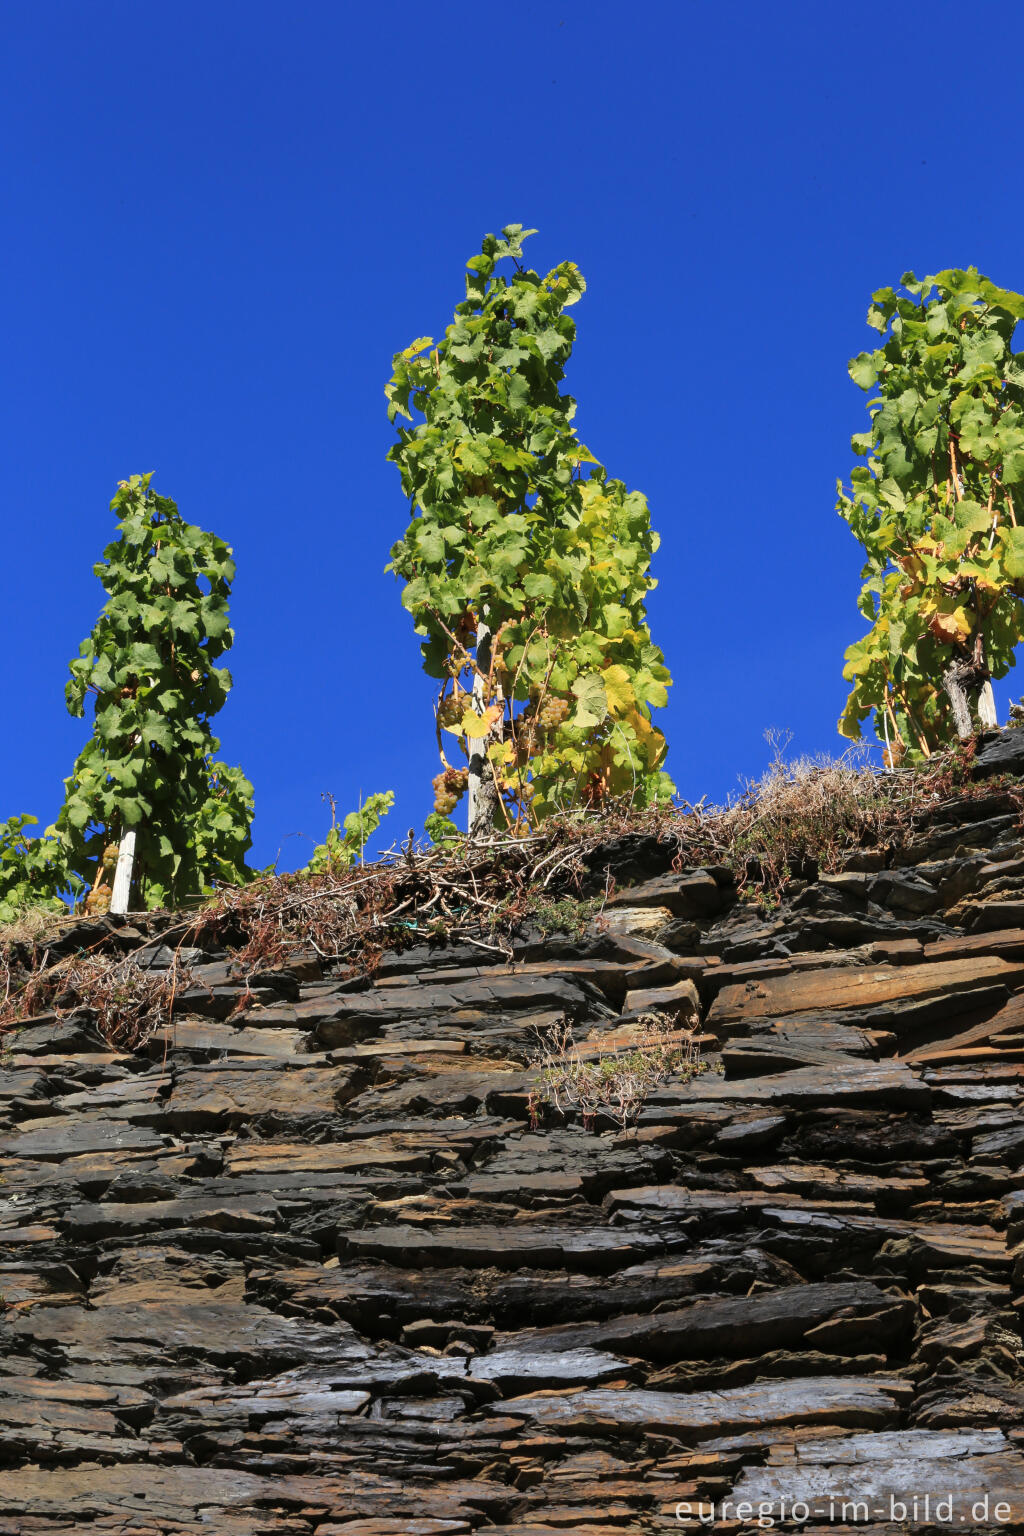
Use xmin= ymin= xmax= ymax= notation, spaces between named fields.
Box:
xmin=110 ymin=828 xmax=136 ymax=916
xmin=942 ymin=664 xmax=974 ymax=740
xmin=466 ymin=620 xmax=499 ymax=839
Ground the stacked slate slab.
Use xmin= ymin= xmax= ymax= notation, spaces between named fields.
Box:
xmin=4 ymin=778 xmax=1024 ymax=1532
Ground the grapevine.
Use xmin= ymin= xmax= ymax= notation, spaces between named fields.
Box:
xmin=51 ymin=474 xmax=254 ymax=908
xmin=306 ymin=791 xmax=395 ymax=873
xmin=386 ymin=225 xmax=674 ymax=837
xmin=838 ymin=269 xmax=1024 ymax=760
xmin=0 ymin=815 xmax=76 ymax=924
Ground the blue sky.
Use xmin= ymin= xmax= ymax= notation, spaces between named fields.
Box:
xmin=4 ymin=0 xmax=1024 ymax=868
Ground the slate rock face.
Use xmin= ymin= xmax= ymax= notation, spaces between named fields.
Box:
xmin=973 ymin=727 xmax=1024 ymax=780
xmin=3 ymin=783 xmax=1024 ymax=1531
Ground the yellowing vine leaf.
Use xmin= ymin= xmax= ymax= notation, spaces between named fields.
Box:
xmin=461 ymin=705 xmax=501 ymax=739
xmin=602 ymin=663 xmax=635 ymax=717
xmin=928 ymin=609 xmax=972 ymax=644
xmin=628 ymin=712 xmax=668 ymax=770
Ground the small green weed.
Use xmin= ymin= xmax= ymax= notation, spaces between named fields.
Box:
xmin=523 ymin=893 xmax=602 ymax=939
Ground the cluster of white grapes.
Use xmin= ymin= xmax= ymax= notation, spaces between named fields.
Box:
xmin=431 ymin=767 xmax=469 ymax=816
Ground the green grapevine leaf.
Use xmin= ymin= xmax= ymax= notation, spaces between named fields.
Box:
xmin=570 ymin=673 xmax=607 ymax=730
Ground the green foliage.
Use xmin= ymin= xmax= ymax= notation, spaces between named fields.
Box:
xmin=838 ymin=268 xmax=1024 ymax=759
xmin=52 ymin=474 xmax=253 ymax=906
xmin=0 ymin=815 xmax=75 ymax=924
xmin=386 ymin=225 xmax=674 ymax=830
xmin=307 ymin=791 xmax=394 ymax=873
xmin=522 ymin=892 xmax=601 ymax=938
xmin=424 ymin=810 xmax=462 ymax=849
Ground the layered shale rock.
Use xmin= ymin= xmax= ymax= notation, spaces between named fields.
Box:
xmin=4 ymin=776 xmax=1024 ymax=1532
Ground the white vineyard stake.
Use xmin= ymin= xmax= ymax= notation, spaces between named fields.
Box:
xmin=110 ymin=828 xmax=136 ymax=915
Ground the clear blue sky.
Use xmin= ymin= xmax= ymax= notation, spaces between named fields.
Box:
xmin=4 ymin=0 xmax=1024 ymax=869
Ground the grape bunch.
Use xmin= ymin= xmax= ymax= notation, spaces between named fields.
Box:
xmin=536 ymin=696 xmax=570 ymax=731
xmin=436 ymin=693 xmax=465 ymax=729
xmin=432 ymin=767 xmax=469 ymax=815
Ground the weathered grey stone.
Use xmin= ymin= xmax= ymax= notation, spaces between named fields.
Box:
xmin=972 ymin=727 xmax=1024 ymax=780
xmin=606 ymin=871 xmax=722 ymax=918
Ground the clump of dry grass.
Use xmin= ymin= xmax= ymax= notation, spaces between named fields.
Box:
xmin=528 ymin=1012 xmax=711 ymax=1131
xmin=0 ymin=905 xmax=72 ymax=950
xmin=715 ymin=735 xmax=905 ymax=899
xmin=672 ymin=731 xmax=996 ymax=903
xmin=191 ymin=830 xmax=602 ymax=978
xmin=51 ymin=955 xmax=193 ymax=1051
xmin=1 ymin=945 xmax=193 ymax=1053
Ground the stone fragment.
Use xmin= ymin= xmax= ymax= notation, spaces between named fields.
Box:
xmin=606 ymin=872 xmax=722 ymax=918
xmin=598 ymin=905 xmax=674 ymax=939
xmin=651 ymin=1058 xmax=930 ymax=1109
xmin=316 ymin=974 xmax=610 ymax=1047
xmin=712 ymin=1113 xmax=788 ymax=1149
xmin=972 ymin=728 xmax=1024 ymax=780
xmin=709 ymin=955 xmax=1024 ymax=1027
xmin=156 ymin=1062 xmax=357 ymax=1129
xmin=0 ymin=1117 xmax=169 ymax=1162
xmin=341 ymin=1220 xmax=674 ymax=1271
xmin=869 ymin=870 xmax=941 ymax=914
xmin=730 ymin=1428 xmax=1024 ymax=1521
xmin=962 ymin=899 xmax=1024 ymax=932
xmin=495 ymin=1374 xmax=912 ymax=1436
xmin=621 ymin=977 xmax=700 ymax=1023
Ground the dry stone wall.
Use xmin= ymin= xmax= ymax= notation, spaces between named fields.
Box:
xmin=4 ymin=771 xmax=1024 ymax=1532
